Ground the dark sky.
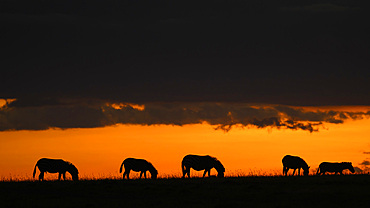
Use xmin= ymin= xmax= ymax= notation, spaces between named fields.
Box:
xmin=1 ymin=0 xmax=370 ymax=106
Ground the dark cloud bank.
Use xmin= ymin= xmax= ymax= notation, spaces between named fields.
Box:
xmin=1 ymin=0 xmax=370 ymax=106
xmin=1 ymin=0 xmax=369 ymax=132
xmin=1 ymin=100 xmax=369 ymax=132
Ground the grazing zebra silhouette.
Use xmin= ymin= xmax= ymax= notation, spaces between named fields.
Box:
xmin=33 ymin=158 xmax=79 ymax=181
xmin=119 ymin=158 xmax=158 ymax=179
xmin=316 ymin=162 xmax=355 ymax=175
xmin=182 ymin=154 xmax=225 ymax=178
xmin=282 ymin=155 xmax=310 ymax=176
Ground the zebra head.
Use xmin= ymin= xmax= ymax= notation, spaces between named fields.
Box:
xmin=68 ymin=164 xmax=79 ymax=181
xmin=148 ymin=163 xmax=158 ymax=179
xmin=303 ymin=166 xmax=310 ymax=176
xmin=150 ymin=168 xmax=158 ymax=179
xmin=343 ymin=162 xmax=355 ymax=173
xmin=213 ymin=160 xmax=225 ymax=178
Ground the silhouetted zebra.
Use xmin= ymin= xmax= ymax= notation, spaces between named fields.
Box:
xmin=282 ymin=155 xmax=310 ymax=176
xmin=119 ymin=158 xmax=158 ymax=179
xmin=33 ymin=158 xmax=79 ymax=181
xmin=182 ymin=154 xmax=225 ymax=178
xmin=316 ymin=162 xmax=355 ymax=175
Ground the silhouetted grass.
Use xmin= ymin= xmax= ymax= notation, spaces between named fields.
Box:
xmin=1 ymin=174 xmax=370 ymax=207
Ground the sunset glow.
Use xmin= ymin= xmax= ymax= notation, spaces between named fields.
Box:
xmin=1 ymin=105 xmax=369 ymax=180
xmin=2 ymin=1 xmax=370 ymax=207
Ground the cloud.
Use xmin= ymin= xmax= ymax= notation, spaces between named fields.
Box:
xmin=363 ymin=152 xmax=370 ymax=154
xmin=358 ymin=160 xmax=370 ymax=173
xmin=1 ymin=1 xmax=370 ymax=107
xmin=359 ymin=160 xmax=370 ymax=166
xmin=280 ymin=4 xmax=359 ymax=13
xmin=1 ymin=100 xmax=369 ymax=132
xmin=0 ymin=103 xmax=107 ymax=131
xmin=353 ymin=166 xmax=364 ymax=173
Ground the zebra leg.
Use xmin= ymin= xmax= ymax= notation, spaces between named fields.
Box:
xmin=298 ymin=168 xmax=301 ymax=176
xmin=292 ymin=168 xmax=296 ymax=176
xmin=182 ymin=165 xmax=189 ymax=178
xmin=203 ymin=170 xmax=207 ymax=178
xmin=39 ymin=172 xmax=44 ymax=181
xmin=283 ymin=167 xmax=288 ymax=176
xmin=186 ymin=169 xmax=191 ymax=178
xmin=62 ymin=172 xmax=66 ymax=180
xmin=124 ymin=169 xmax=131 ymax=179
xmin=58 ymin=173 xmax=61 ymax=180
xmin=139 ymin=171 xmax=143 ymax=179
xmin=144 ymin=171 xmax=147 ymax=179
xmin=127 ymin=170 xmax=131 ymax=179
xmin=182 ymin=167 xmax=186 ymax=178
xmin=284 ymin=167 xmax=290 ymax=176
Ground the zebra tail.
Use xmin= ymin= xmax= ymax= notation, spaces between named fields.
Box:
xmin=33 ymin=163 xmax=37 ymax=178
xmin=119 ymin=162 xmax=124 ymax=173
xmin=181 ymin=161 xmax=185 ymax=173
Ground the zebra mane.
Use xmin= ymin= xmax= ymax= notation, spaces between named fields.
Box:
xmin=65 ymin=161 xmax=78 ymax=173
xmin=207 ymin=156 xmax=223 ymax=168
xmin=147 ymin=162 xmax=156 ymax=170
xmin=208 ymin=155 xmax=220 ymax=162
xmin=66 ymin=161 xmax=75 ymax=167
xmin=147 ymin=161 xmax=154 ymax=168
xmin=209 ymin=156 xmax=225 ymax=172
xmin=146 ymin=162 xmax=158 ymax=176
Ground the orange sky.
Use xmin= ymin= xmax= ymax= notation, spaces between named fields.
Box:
xmin=1 ymin=108 xmax=369 ymax=180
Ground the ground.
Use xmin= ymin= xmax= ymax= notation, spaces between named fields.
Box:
xmin=1 ymin=175 xmax=370 ymax=207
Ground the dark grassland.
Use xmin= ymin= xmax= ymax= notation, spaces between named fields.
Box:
xmin=1 ymin=175 xmax=370 ymax=207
